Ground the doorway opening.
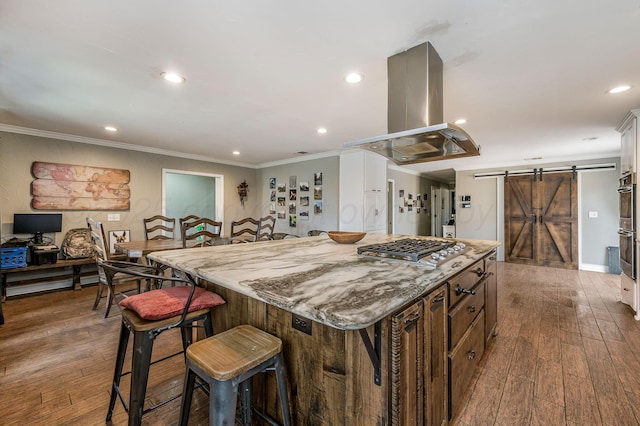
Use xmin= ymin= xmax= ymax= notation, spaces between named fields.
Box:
xmin=162 ymin=169 xmax=224 ymax=231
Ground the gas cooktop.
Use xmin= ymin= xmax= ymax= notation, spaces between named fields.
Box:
xmin=357 ymin=238 xmax=467 ymax=268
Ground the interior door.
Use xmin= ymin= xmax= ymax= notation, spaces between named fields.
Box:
xmin=504 ymin=172 xmax=578 ymax=269
xmin=504 ymin=175 xmax=537 ymax=264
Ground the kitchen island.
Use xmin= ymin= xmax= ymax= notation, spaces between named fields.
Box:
xmin=149 ymin=234 xmax=499 ymax=425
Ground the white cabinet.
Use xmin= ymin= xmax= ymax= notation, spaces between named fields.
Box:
xmin=619 ymin=114 xmax=637 ymax=176
xmin=339 ymin=151 xmax=388 ymax=233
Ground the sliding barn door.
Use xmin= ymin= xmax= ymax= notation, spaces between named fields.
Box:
xmin=504 ymin=172 xmax=578 ymax=269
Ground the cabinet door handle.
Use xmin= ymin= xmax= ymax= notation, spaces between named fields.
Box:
xmin=455 ymin=285 xmax=477 ymax=296
xmin=467 ymin=350 xmax=476 ymax=360
xmin=403 ymin=311 xmax=420 ymax=324
xmin=467 ymin=305 xmax=476 ymax=314
xmin=432 ymin=295 xmax=444 ymax=304
xmin=474 ymin=268 xmax=484 ymax=277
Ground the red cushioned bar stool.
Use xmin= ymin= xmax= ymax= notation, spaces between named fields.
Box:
xmin=100 ymin=259 xmax=226 ymax=426
xmin=179 ymin=324 xmax=291 ymax=426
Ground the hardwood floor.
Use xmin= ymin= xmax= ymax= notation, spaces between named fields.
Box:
xmin=1 ymin=263 xmax=639 ymax=425
xmin=452 ymin=263 xmax=640 ymax=426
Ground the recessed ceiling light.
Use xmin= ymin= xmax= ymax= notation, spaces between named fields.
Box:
xmin=524 ymin=157 xmax=543 ymax=160
xmin=296 ymin=151 xmax=309 ymax=155
xmin=582 ymin=136 xmax=598 ymax=141
xmin=345 ymin=72 xmax=364 ymax=84
xmin=317 ymin=127 xmax=328 ymax=134
xmin=161 ymin=72 xmax=186 ymax=84
xmin=454 ymin=119 xmax=467 ymax=125
xmin=608 ymin=85 xmax=631 ymax=94
xmin=104 ymin=126 xmax=118 ymax=132
xmin=232 ymin=151 xmax=240 ymax=155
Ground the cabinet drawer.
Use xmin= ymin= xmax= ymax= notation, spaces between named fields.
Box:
xmin=448 ymin=260 xmax=485 ymax=308
xmin=449 ymin=282 xmax=485 ymax=349
xmin=449 ymin=309 xmax=485 ymax=419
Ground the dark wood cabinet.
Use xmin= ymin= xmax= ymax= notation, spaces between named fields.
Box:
xmin=391 ymin=286 xmax=448 ymax=425
xmin=484 ymin=250 xmax=498 ymax=343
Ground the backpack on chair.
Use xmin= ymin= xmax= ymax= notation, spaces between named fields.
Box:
xmin=61 ymin=228 xmax=94 ymax=259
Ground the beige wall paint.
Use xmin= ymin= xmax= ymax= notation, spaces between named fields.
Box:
xmin=0 ymin=132 xmax=258 ymax=245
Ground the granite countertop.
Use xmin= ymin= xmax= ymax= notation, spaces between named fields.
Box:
xmin=148 ymin=234 xmax=500 ymax=330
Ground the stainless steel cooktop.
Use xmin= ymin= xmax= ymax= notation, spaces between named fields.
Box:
xmin=357 ymin=238 xmax=467 ymax=268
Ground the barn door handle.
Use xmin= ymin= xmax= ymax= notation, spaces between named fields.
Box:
xmin=539 ymin=215 xmax=544 ymax=223
xmin=532 ymin=214 xmax=537 ymax=223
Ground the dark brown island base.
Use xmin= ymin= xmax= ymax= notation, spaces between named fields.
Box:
xmin=149 ymin=234 xmax=499 ymax=425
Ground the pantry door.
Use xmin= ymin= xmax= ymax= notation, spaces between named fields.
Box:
xmin=504 ymin=172 xmax=578 ymax=269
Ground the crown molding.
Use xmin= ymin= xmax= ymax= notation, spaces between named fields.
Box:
xmin=0 ymin=124 xmax=258 ymax=169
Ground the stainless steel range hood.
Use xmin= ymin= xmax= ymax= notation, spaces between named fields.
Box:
xmin=344 ymin=42 xmax=480 ymax=165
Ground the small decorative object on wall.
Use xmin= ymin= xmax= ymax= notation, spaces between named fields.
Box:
xmin=269 ymin=177 xmax=276 ymax=189
xmin=399 ymin=190 xmax=404 ymax=197
xmin=289 ymin=215 xmax=297 ymax=227
xmin=299 ymin=181 xmax=309 ymax=191
xmin=300 ymin=196 xmax=309 ymax=206
xmin=278 ymin=210 xmax=286 ymax=219
xmin=314 ymin=201 xmax=323 ymax=214
xmin=424 ymin=194 xmax=428 ymax=201
xmin=277 ymin=197 xmax=286 ymax=206
xmin=270 ymin=190 xmax=276 ymax=201
xmin=461 ymin=195 xmax=471 ymax=201
xmin=461 ymin=203 xmax=471 ymax=208
xmin=408 ymin=205 xmax=413 ymax=212
xmin=289 ymin=176 xmax=297 ymax=188
xmin=314 ymin=172 xmax=323 ymax=185
xmin=108 ymin=229 xmax=130 ymax=254
xmin=417 ymin=208 xmax=421 ymax=214
xmin=399 ymin=207 xmax=404 ymax=213
xmin=314 ymin=187 xmax=322 ymax=200
xmin=289 ymin=202 xmax=296 ymax=214
xmin=31 ymin=161 xmax=130 ymax=210
xmin=408 ymin=193 xmax=413 ymax=200
xmin=289 ymin=189 xmax=297 ymax=201
xmin=278 ymin=183 xmax=286 ymax=192
xmin=269 ymin=204 xmax=276 ymax=214
xmin=237 ymin=179 xmax=249 ymax=207
xmin=300 ymin=211 xmax=309 ymax=220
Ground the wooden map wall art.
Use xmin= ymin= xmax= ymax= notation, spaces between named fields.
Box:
xmin=31 ymin=161 xmax=131 ymax=210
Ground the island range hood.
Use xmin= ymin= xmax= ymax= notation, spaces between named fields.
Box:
xmin=344 ymin=42 xmax=480 ymax=166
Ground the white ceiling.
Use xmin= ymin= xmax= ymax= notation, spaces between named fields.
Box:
xmin=1 ymin=1 xmax=639 ymax=175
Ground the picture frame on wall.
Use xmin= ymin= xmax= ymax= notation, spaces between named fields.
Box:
xmin=289 ymin=176 xmax=297 ymax=188
xmin=314 ymin=172 xmax=323 ymax=185
xmin=269 ymin=177 xmax=276 ymax=189
xmin=299 ymin=181 xmax=309 ymax=191
xmin=108 ymin=229 xmax=130 ymax=254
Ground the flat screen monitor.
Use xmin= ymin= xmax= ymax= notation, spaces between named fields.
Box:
xmin=13 ymin=213 xmax=63 ymax=244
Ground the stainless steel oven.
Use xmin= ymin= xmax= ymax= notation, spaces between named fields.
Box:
xmin=618 ymin=173 xmax=636 ymax=280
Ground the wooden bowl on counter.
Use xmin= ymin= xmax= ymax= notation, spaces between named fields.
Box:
xmin=327 ymin=231 xmax=366 ymax=244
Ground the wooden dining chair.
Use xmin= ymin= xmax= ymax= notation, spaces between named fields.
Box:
xmin=143 ymin=215 xmax=176 ymax=240
xmin=181 ymin=217 xmax=223 ymax=248
xmin=87 ymin=217 xmax=141 ymax=317
xmin=229 ymin=217 xmax=258 ymax=243
xmin=257 ymin=215 xmax=276 ymax=241
xmin=179 ymin=215 xmax=200 ymax=229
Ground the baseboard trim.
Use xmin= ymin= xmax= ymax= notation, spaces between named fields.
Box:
xmin=580 ymin=263 xmax=609 ymax=273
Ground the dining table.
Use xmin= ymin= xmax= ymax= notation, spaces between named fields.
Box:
xmin=114 ymin=238 xmax=202 ymax=260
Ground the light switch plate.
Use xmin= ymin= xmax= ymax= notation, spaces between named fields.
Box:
xmin=107 ymin=214 xmax=120 ymax=221
xmin=588 ymin=211 xmax=598 ymax=218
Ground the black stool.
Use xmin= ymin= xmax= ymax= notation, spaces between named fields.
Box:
xmin=100 ymin=260 xmax=225 ymax=426
xmin=179 ymin=324 xmax=291 ymax=426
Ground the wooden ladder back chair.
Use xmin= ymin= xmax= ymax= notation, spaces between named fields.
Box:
xmin=181 ymin=217 xmax=222 ymax=248
xmin=87 ymin=217 xmax=141 ymax=317
xmin=99 ymin=259 xmax=225 ymax=425
xmin=143 ymin=215 xmax=176 ymax=240
xmin=229 ymin=217 xmax=258 ymax=243
xmin=179 ymin=215 xmax=200 ymax=229
xmin=257 ymin=215 xmax=276 ymax=241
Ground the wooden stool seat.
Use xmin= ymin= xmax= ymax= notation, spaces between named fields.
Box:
xmin=187 ymin=324 xmax=282 ymax=381
xmin=180 ymin=325 xmax=291 ymax=426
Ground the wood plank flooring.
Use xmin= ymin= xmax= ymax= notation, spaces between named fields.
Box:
xmin=453 ymin=263 xmax=640 ymax=426
xmin=1 ymin=262 xmax=639 ymax=425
